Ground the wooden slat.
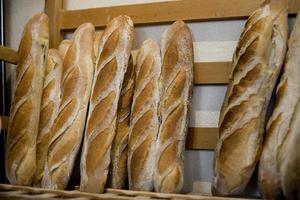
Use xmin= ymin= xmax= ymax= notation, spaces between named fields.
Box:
xmin=0 ymin=45 xmax=18 ymax=64
xmin=0 ymin=183 xmax=255 ymax=200
xmin=106 ymin=188 xmax=253 ymax=200
xmin=0 ymin=52 xmax=231 ymax=84
xmin=194 ymin=62 xmax=231 ymax=84
xmin=0 ymin=117 xmax=217 ymax=150
xmin=60 ymin=0 xmax=300 ymax=30
xmin=0 ymin=184 xmax=129 ymax=200
xmin=45 ymin=0 xmax=63 ymax=47
xmin=0 ymin=115 xmax=8 ymax=131
xmin=186 ymin=128 xmax=219 ymax=150
xmin=132 ymin=48 xmax=231 ymax=84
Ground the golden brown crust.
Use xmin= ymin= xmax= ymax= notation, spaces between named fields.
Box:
xmin=94 ymin=31 xmax=103 ymax=59
xmin=128 ymin=39 xmax=161 ymax=191
xmin=80 ymin=15 xmax=134 ymax=193
xmin=57 ymin=39 xmax=71 ymax=59
xmin=34 ymin=49 xmax=63 ymax=186
xmin=213 ymin=0 xmax=288 ymax=196
xmin=110 ymin=56 xmax=134 ymax=189
xmin=5 ymin=13 xmax=49 ymax=186
xmin=280 ymin=99 xmax=300 ymax=199
xmin=258 ymin=9 xmax=300 ymax=199
xmin=154 ymin=21 xmax=193 ymax=193
xmin=42 ymin=23 xmax=95 ymax=190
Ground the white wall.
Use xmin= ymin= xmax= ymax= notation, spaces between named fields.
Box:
xmin=4 ymin=0 xmax=295 ymax=196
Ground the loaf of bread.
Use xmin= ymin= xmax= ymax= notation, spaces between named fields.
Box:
xmin=154 ymin=21 xmax=193 ymax=193
xmin=42 ymin=23 xmax=95 ymax=190
xmin=213 ymin=0 xmax=288 ymax=196
xmin=94 ymin=31 xmax=103 ymax=58
xmin=258 ymin=10 xmax=300 ymax=199
xmin=57 ymin=39 xmax=71 ymax=59
xmin=128 ymin=39 xmax=161 ymax=191
xmin=110 ymin=56 xmax=134 ymax=189
xmin=280 ymin=99 xmax=300 ymax=200
xmin=34 ymin=49 xmax=63 ymax=186
xmin=80 ymin=15 xmax=134 ymax=193
xmin=5 ymin=13 xmax=49 ymax=186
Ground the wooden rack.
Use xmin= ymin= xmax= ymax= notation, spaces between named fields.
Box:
xmin=1 ymin=0 xmax=299 ymax=150
xmin=0 ymin=183 xmax=253 ymax=200
xmin=0 ymin=0 xmax=299 ymax=199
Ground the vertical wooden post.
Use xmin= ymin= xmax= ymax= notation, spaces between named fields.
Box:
xmin=45 ymin=0 xmax=63 ymax=48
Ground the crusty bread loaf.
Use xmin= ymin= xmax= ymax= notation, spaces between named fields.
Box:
xmin=110 ymin=56 xmax=134 ymax=189
xmin=57 ymin=39 xmax=71 ymax=59
xmin=128 ymin=39 xmax=161 ymax=191
xmin=42 ymin=23 xmax=95 ymax=190
xmin=80 ymin=15 xmax=134 ymax=193
xmin=213 ymin=0 xmax=288 ymax=196
xmin=280 ymin=99 xmax=300 ymax=200
xmin=154 ymin=21 xmax=193 ymax=193
xmin=258 ymin=10 xmax=300 ymax=199
xmin=34 ymin=49 xmax=63 ymax=186
xmin=5 ymin=13 xmax=49 ymax=186
xmin=94 ymin=31 xmax=103 ymax=58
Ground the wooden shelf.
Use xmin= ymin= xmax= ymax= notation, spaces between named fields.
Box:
xmin=0 ymin=115 xmax=218 ymax=150
xmin=194 ymin=62 xmax=230 ymax=84
xmin=0 ymin=44 xmax=223 ymax=150
xmin=187 ymin=128 xmax=219 ymax=150
xmin=0 ymin=183 xmax=253 ymax=199
xmin=0 ymin=46 xmax=230 ymax=85
xmin=0 ymin=116 xmax=8 ymax=131
xmin=0 ymin=46 xmax=18 ymax=64
xmin=60 ymin=0 xmax=299 ymax=30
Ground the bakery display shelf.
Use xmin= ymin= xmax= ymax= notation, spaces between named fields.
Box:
xmin=0 ymin=45 xmax=17 ymax=64
xmin=0 ymin=112 xmax=218 ymax=150
xmin=45 ymin=0 xmax=300 ymax=47
xmin=1 ymin=0 xmax=297 ymax=198
xmin=0 ymin=184 xmax=255 ymax=200
xmin=0 ymin=44 xmax=221 ymax=150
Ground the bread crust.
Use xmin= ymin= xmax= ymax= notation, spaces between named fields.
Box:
xmin=128 ymin=39 xmax=161 ymax=191
xmin=5 ymin=13 xmax=49 ymax=186
xmin=42 ymin=23 xmax=95 ymax=190
xmin=154 ymin=21 xmax=193 ymax=193
xmin=213 ymin=0 xmax=288 ymax=196
xmin=110 ymin=56 xmax=134 ymax=189
xmin=94 ymin=31 xmax=103 ymax=59
xmin=79 ymin=15 xmax=134 ymax=193
xmin=280 ymin=99 xmax=300 ymax=200
xmin=34 ymin=49 xmax=63 ymax=186
xmin=57 ymin=39 xmax=71 ymax=59
xmin=258 ymin=9 xmax=300 ymax=199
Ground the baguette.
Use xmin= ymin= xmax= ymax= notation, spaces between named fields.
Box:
xmin=80 ymin=15 xmax=134 ymax=193
xmin=5 ymin=13 xmax=49 ymax=185
xmin=42 ymin=23 xmax=95 ymax=190
xmin=110 ymin=56 xmax=134 ymax=189
xmin=34 ymin=49 xmax=63 ymax=186
xmin=94 ymin=31 xmax=103 ymax=58
xmin=280 ymin=99 xmax=300 ymax=200
xmin=128 ymin=39 xmax=161 ymax=191
xmin=213 ymin=0 xmax=288 ymax=196
xmin=154 ymin=21 xmax=193 ymax=193
xmin=258 ymin=10 xmax=300 ymax=199
xmin=57 ymin=39 xmax=71 ymax=59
